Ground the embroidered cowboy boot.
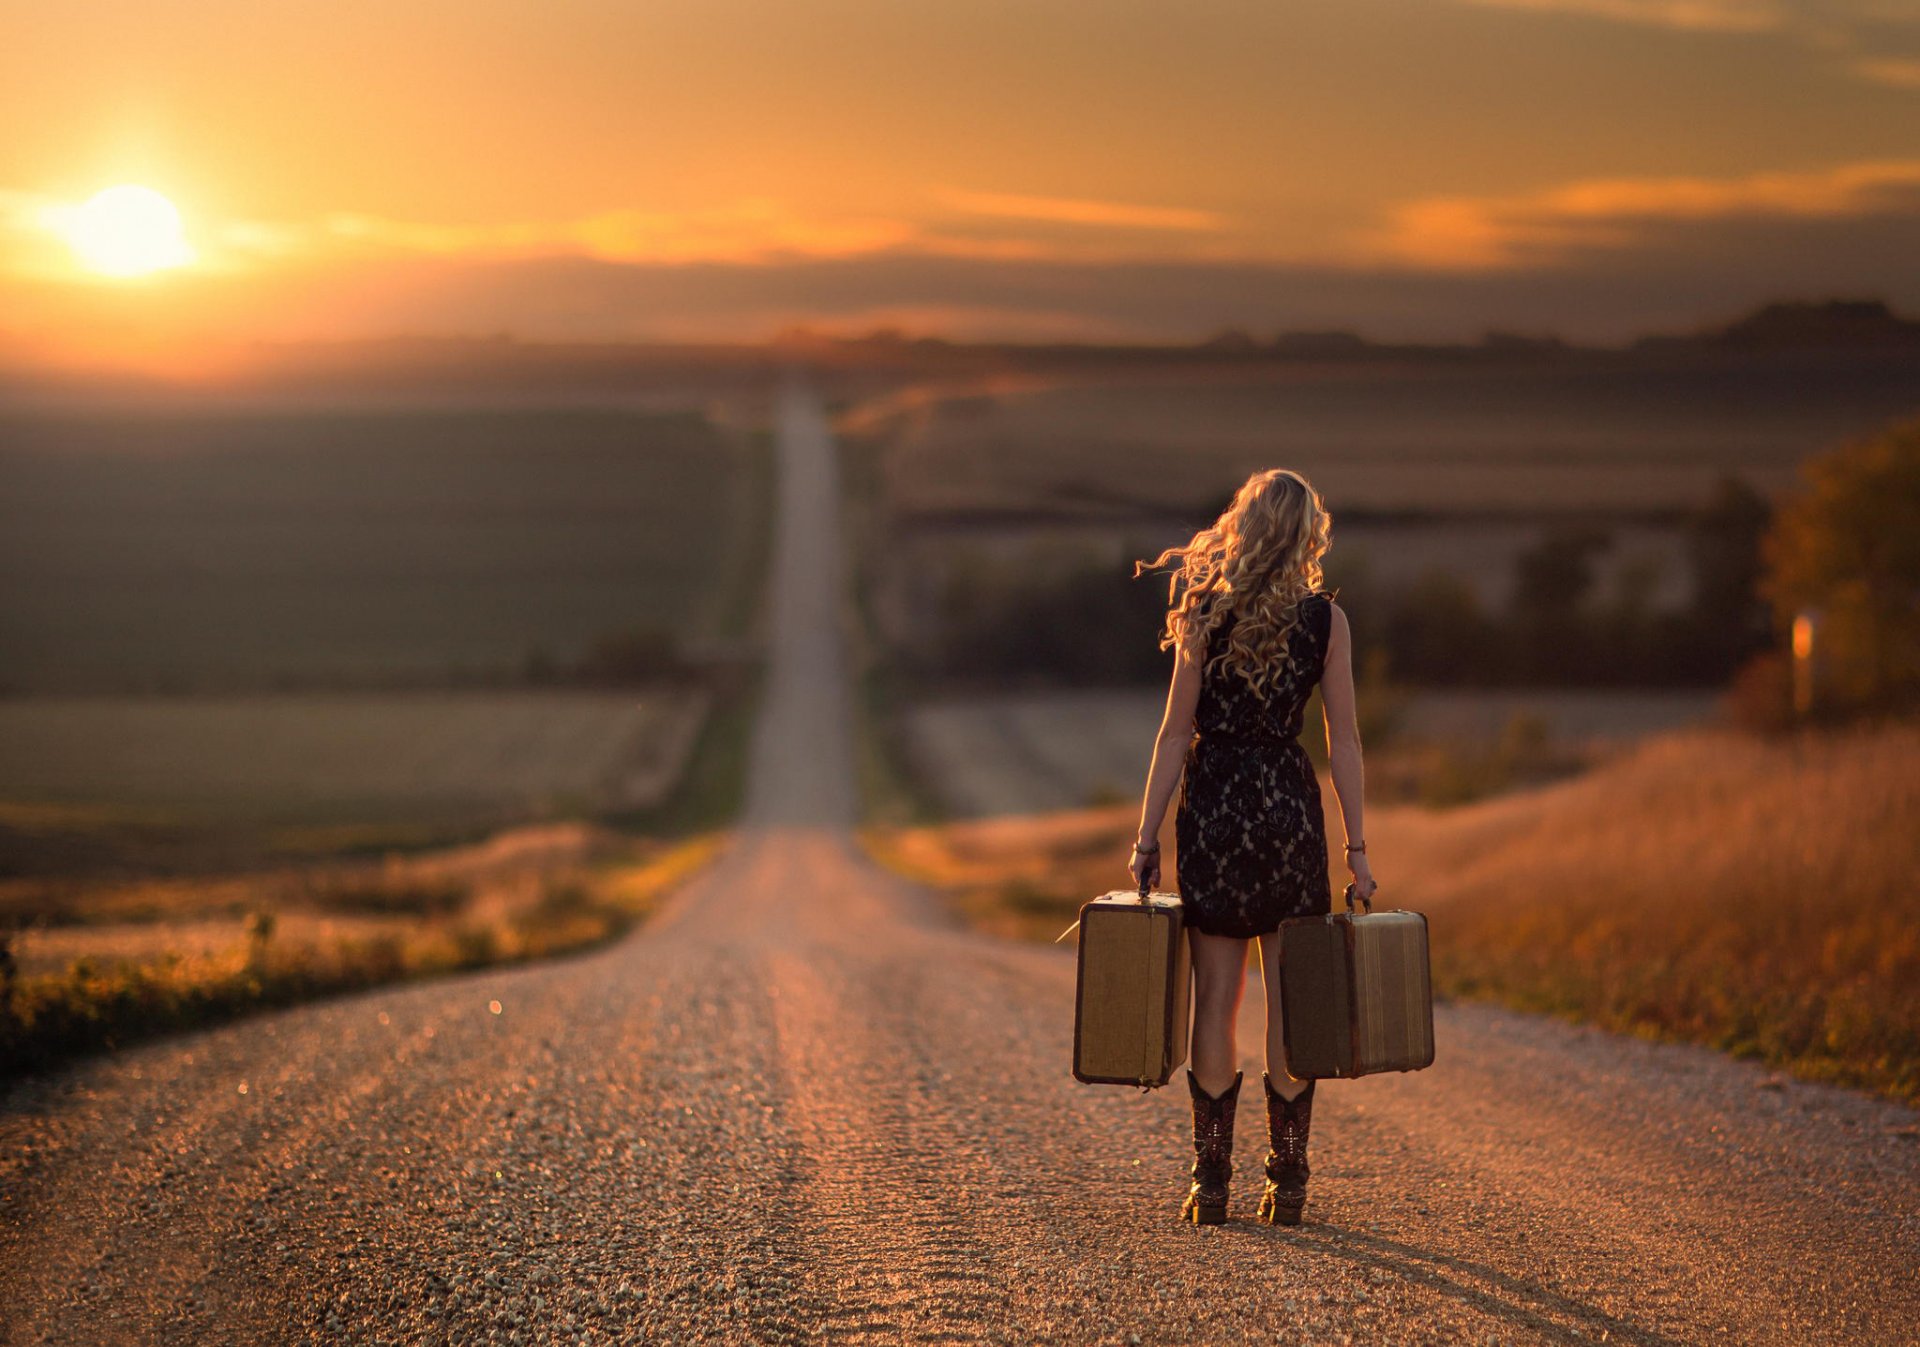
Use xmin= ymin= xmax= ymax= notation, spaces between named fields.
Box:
xmin=1181 ymin=1069 xmax=1242 ymax=1225
xmin=1256 ymin=1072 xmax=1316 ymax=1226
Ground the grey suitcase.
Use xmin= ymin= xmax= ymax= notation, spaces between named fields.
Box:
xmin=1279 ymin=883 xmax=1435 ymax=1079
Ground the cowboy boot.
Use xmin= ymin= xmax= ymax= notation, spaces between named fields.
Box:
xmin=1181 ymin=1069 xmax=1242 ymax=1225
xmin=1256 ymin=1072 xmax=1316 ymax=1226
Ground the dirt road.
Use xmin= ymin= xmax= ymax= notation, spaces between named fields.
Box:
xmin=3 ymin=382 xmax=1917 ymax=1346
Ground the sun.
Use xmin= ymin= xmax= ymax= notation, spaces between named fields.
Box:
xmin=58 ymin=184 xmax=194 ymax=277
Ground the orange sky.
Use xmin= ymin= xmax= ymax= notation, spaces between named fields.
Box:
xmin=3 ymin=0 xmax=1918 ymax=367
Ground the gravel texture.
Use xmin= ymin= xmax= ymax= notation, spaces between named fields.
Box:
xmin=2 ymin=383 xmax=1917 ymax=1346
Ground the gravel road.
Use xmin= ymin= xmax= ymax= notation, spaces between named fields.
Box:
xmin=3 ymin=382 xmax=1917 ymax=1347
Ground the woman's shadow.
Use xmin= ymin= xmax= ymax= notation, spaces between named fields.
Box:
xmin=1232 ymin=1217 xmax=1689 ymax=1347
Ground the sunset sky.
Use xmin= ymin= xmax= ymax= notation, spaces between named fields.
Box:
xmin=3 ymin=0 xmax=1918 ymax=366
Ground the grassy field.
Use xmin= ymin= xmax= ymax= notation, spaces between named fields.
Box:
xmin=0 ymin=823 xmax=727 ymax=1079
xmin=0 ymin=403 xmax=773 ymax=866
xmin=0 ymin=688 xmax=713 ymax=882
xmin=0 ymin=402 xmax=771 ymax=1072
xmin=872 ymin=352 xmax=1920 ymax=518
xmin=851 ymin=353 xmax=1919 ymax=685
xmin=0 ymin=406 xmax=760 ymax=695
xmin=895 ymin=686 xmax=1720 ymax=817
xmin=862 ymin=717 xmax=1920 ymax=1105
xmin=0 ymin=689 xmax=707 ymax=827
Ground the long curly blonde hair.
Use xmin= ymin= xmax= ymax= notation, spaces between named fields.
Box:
xmin=1134 ymin=468 xmax=1332 ymax=700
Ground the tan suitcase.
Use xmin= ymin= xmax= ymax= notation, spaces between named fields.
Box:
xmin=1279 ymin=884 xmax=1434 ymax=1079
xmin=1070 ymin=885 xmax=1192 ymax=1088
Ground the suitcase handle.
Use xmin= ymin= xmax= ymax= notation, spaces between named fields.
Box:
xmin=1053 ymin=875 xmax=1158 ymax=944
xmin=1343 ymin=881 xmax=1373 ymax=915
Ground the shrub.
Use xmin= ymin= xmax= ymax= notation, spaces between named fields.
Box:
xmin=315 ymin=878 xmax=469 ymax=917
xmin=1761 ymin=416 xmax=1920 ymax=716
xmin=1724 ymin=649 xmax=1795 ymax=734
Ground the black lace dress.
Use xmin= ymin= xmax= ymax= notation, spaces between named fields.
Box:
xmin=1174 ymin=591 xmax=1336 ymax=939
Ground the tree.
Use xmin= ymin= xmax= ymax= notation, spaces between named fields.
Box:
xmin=1511 ymin=525 xmax=1609 ymax=619
xmin=1387 ymin=568 xmax=1499 ymax=684
xmin=1687 ymin=475 xmax=1772 ymax=632
xmin=1760 ymin=417 xmax=1920 ymax=714
xmin=1509 ymin=525 xmax=1611 ymax=681
xmin=1675 ymin=474 xmax=1774 ymax=680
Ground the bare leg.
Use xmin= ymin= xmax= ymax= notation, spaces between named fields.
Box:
xmin=1257 ymin=933 xmax=1310 ymax=1101
xmin=1188 ymin=930 xmax=1250 ymax=1097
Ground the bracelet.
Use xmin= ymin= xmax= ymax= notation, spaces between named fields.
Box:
xmin=1344 ymin=841 xmax=1367 ymax=853
xmin=1132 ymin=842 xmax=1160 ymax=855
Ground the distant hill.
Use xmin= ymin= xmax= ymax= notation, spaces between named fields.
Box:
xmin=1636 ymin=298 xmax=1920 ymax=352
xmin=4 ymin=297 xmax=1917 ymax=399
xmin=1252 ymin=298 xmax=1920 ymax=360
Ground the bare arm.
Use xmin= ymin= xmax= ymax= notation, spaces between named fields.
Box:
xmin=1319 ymin=602 xmax=1377 ymax=900
xmin=1128 ymin=636 xmax=1204 ymax=891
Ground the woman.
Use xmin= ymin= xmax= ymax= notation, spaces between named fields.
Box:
xmin=1129 ymin=467 xmax=1376 ymax=1227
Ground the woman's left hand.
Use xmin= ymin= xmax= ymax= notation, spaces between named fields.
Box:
xmin=1127 ymin=846 xmax=1160 ymax=894
xmin=1346 ymin=851 xmax=1379 ymax=905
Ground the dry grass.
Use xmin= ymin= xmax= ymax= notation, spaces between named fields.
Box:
xmin=4 ymin=821 xmax=636 ymax=941
xmin=861 ymin=718 xmax=1920 ymax=1104
xmin=1390 ymin=719 xmax=1920 ymax=1103
xmin=0 ymin=829 xmax=725 ymax=1079
xmin=861 ymin=806 xmax=1154 ymax=943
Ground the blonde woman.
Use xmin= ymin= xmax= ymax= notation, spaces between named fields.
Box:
xmin=1129 ymin=468 xmax=1377 ymax=1226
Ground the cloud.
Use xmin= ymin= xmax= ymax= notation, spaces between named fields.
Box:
xmin=58 ymin=194 xmax=1210 ymax=280
xmin=0 ymin=188 xmax=1228 ymax=287
xmin=1853 ymin=55 xmax=1920 ymax=87
xmin=316 ymin=201 xmax=921 ymax=266
xmin=0 ymin=191 xmax=946 ymax=291
xmin=242 ymin=210 xmax=1920 ymax=346
xmin=1451 ymin=0 xmax=1786 ymax=33
xmin=5 ymin=203 xmax=1918 ymax=366
xmin=930 ymin=189 xmax=1227 ymax=233
xmin=4 ymin=161 xmax=1917 ymax=359
xmin=0 ymin=188 xmax=87 ymax=280
xmin=1360 ymin=159 xmax=1920 ymax=268
xmin=1449 ymin=0 xmax=1920 ymax=91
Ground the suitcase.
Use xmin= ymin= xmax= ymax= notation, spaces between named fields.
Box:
xmin=1279 ymin=883 xmax=1434 ymax=1079
xmin=1070 ymin=881 xmax=1192 ymax=1088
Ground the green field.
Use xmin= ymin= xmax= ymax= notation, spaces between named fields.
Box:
xmin=0 ymin=403 xmax=770 ymax=866
xmin=851 ymin=350 xmax=1919 ymax=699
xmin=878 ymin=350 xmax=1920 ymax=518
xmin=0 ymin=689 xmax=707 ymax=829
xmin=0 ymin=399 xmax=765 ymax=1063
xmin=0 ymin=406 xmax=763 ymax=694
